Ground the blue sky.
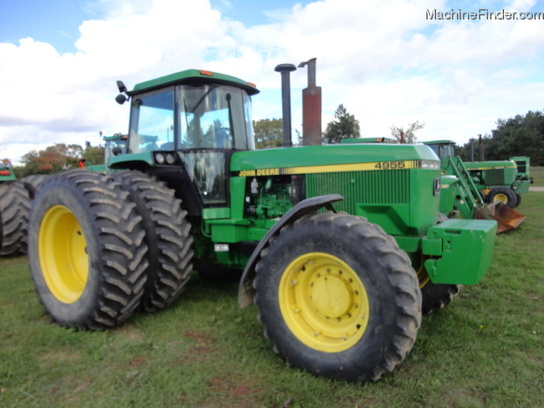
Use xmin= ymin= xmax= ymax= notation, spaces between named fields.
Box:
xmin=1 ymin=0 xmax=544 ymax=163
xmin=0 ymin=0 xmax=305 ymax=53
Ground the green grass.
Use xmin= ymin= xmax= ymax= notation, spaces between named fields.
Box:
xmin=1 ymin=178 xmax=543 ymax=408
xmin=530 ymin=166 xmax=544 ymax=186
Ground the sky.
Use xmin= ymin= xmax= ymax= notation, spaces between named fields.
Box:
xmin=1 ymin=0 xmax=543 ymax=164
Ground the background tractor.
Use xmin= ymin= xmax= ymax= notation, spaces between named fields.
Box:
xmin=423 ymin=140 xmax=525 ymax=233
xmin=83 ymin=133 xmax=128 ymax=173
xmin=28 ymin=64 xmax=497 ymax=383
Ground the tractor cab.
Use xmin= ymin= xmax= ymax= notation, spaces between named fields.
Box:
xmin=112 ymin=69 xmax=259 ymax=213
xmin=423 ymin=140 xmax=455 ymax=160
xmin=104 ymin=134 xmax=127 ymax=164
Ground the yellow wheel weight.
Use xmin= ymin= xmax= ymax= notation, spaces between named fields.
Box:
xmin=39 ymin=205 xmax=89 ymax=303
xmin=279 ymin=252 xmax=370 ymax=353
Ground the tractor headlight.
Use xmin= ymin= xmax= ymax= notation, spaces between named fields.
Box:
xmin=154 ymin=153 xmax=165 ymax=164
xmin=166 ymin=153 xmax=176 ymax=164
xmin=421 ymin=160 xmax=441 ymax=169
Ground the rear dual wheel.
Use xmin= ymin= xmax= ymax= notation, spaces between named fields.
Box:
xmin=113 ymin=171 xmax=193 ymax=313
xmin=28 ymin=170 xmax=149 ymax=329
xmin=254 ymin=212 xmax=421 ymax=383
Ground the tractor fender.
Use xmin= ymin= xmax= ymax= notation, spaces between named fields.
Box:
xmin=237 ymin=194 xmax=344 ymax=308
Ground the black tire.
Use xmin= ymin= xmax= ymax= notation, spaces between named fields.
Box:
xmin=420 ymin=281 xmax=461 ymax=314
xmin=28 ymin=169 xmax=149 ymax=329
xmin=515 ymin=193 xmax=522 ymax=208
xmin=113 ymin=171 xmax=193 ymax=313
xmin=254 ymin=211 xmax=421 ymax=383
xmin=417 ymin=216 xmax=462 ymax=314
xmin=487 ymin=187 xmax=517 ymax=208
xmin=21 ymin=174 xmax=49 ymax=199
xmin=0 ymin=181 xmax=31 ymax=256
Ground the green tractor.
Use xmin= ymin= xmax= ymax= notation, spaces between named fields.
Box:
xmin=463 ymin=159 xmax=523 ymax=207
xmin=423 ymin=140 xmax=525 ymax=233
xmin=28 ymin=67 xmax=498 ymax=383
xmin=83 ymin=133 xmax=128 ymax=173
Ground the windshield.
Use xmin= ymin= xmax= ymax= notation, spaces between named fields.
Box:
xmin=428 ymin=143 xmax=455 ymax=160
xmin=128 ymin=84 xmax=254 ymax=154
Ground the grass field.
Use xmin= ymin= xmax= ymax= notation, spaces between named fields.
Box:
xmin=1 ymin=170 xmax=543 ymax=408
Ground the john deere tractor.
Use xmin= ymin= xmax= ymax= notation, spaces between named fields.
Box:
xmin=28 ymin=68 xmax=497 ymax=383
xmin=83 ymin=133 xmax=128 ymax=173
xmin=423 ymin=140 xmax=525 ymax=233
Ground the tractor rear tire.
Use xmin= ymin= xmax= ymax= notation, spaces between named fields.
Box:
xmin=254 ymin=211 xmax=421 ymax=383
xmin=420 ymin=281 xmax=461 ymax=314
xmin=487 ymin=187 xmax=517 ymax=208
xmin=0 ymin=181 xmax=31 ymax=256
xmin=28 ymin=170 xmax=148 ymax=329
xmin=21 ymin=174 xmax=49 ymax=199
xmin=113 ymin=171 xmax=193 ymax=313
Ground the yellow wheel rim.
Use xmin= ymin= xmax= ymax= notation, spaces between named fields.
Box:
xmin=493 ymin=193 xmax=508 ymax=204
xmin=279 ymin=252 xmax=370 ymax=353
xmin=39 ymin=205 xmax=89 ymax=303
xmin=415 ymin=255 xmax=430 ymax=288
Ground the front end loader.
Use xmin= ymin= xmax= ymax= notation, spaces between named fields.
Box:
xmin=423 ymin=140 xmax=525 ymax=233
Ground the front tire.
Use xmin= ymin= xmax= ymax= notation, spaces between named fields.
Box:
xmin=254 ymin=212 xmax=421 ymax=383
xmin=487 ymin=187 xmax=517 ymax=208
xmin=28 ymin=170 xmax=148 ymax=329
xmin=420 ymin=281 xmax=461 ymax=314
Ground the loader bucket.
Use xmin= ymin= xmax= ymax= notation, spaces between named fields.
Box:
xmin=475 ymin=201 xmax=526 ymax=233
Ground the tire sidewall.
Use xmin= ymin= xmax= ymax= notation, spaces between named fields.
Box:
xmin=29 ymin=180 xmax=102 ymax=326
xmin=489 ymin=187 xmax=517 ymax=207
xmin=257 ymin=219 xmax=400 ymax=378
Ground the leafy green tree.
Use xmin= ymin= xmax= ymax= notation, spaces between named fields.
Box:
xmin=390 ymin=120 xmax=425 ymax=144
xmin=459 ymin=110 xmax=544 ymax=165
xmin=82 ymin=146 xmax=105 ymax=166
xmin=322 ymin=104 xmax=360 ymax=144
xmin=254 ymin=118 xmax=283 ymax=149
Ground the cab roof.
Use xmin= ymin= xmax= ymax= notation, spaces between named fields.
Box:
xmin=130 ymin=69 xmax=260 ymax=96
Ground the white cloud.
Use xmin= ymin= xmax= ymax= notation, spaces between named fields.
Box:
xmin=1 ymin=0 xmax=543 ymax=164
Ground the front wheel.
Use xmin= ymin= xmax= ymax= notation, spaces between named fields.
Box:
xmin=487 ymin=187 xmax=517 ymax=208
xmin=254 ymin=212 xmax=421 ymax=383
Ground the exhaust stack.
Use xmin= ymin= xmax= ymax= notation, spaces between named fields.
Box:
xmin=275 ymin=63 xmax=297 ymax=147
xmin=298 ymin=58 xmax=322 ymax=146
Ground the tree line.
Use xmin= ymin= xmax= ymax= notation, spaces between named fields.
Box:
xmin=456 ymin=110 xmax=544 ymax=165
xmin=8 ymin=107 xmax=543 ymax=177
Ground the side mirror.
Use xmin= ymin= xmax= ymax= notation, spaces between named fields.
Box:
xmin=116 ymin=80 xmax=128 ymax=93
